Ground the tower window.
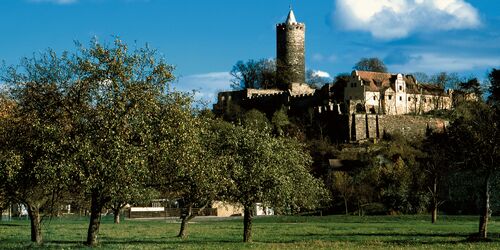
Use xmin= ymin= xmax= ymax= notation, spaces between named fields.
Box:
xmin=399 ymin=96 xmax=402 ymax=101
xmin=388 ymin=95 xmax=392 ymax=100
xmin=399 ymin=86 xmax=403 ymax=91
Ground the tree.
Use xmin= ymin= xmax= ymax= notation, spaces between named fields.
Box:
xmin=0 ymin=51 xmax=74 ymax=245
xmin=271 ymin=108 xmax=290 ymax=136
xmin=446 ymin=101 xmax=499 ymax=239
xmin=108 ymin=184 xmax=158 ymax=224
xmin=429 ymin=72 xmax=460 ymax=89
xmin=306 ymin=69 xmax=331 ymax=89
xmin=332 ymin=171 xmax=354 ymax=215
xmin=150 ymin=99 xmax=228 ymax=239
xmin=66 ymin=39 xmax=176 ymax=247
xmin=459 ymin=77 xmax=482 ymax=97
xmin=353 ymin=58 xmax=387 ymax=73
xmin=421 ymin=130 xmax=452 ymax=223
xmin=230 ymin=59 xmax=276 ymax=90
xmin=488 ymin=68 xmax=500 ymax=107
xmin=411 ymin=72 xmax=430 ymax=83
xmin=214 ymin=123 xmax=329 ymax=242
xmin=332 ymin=73 xmax=350 ymax=102
xmin=241 ymin=109 xmax=271 ymax=133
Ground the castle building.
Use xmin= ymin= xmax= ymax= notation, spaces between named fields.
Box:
xmin=345 ymin=71 xmax=452 ymax=115
xmin=214 ymin=8 xmax=455 ymax=142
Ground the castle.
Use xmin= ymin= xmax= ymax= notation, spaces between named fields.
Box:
xmin=214 ymin=9 xmax=455 ymax=142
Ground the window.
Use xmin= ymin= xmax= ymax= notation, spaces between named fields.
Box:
xmin=388 ymin=95 xmax=392 ymax=100
xmin=399 ymin=96 xmax=402 ymax=101
xmin=399 ymin=86 xmax=403 ymax=91
xmin=408 ymin=97 xmax=411 ymax=101
xmin=373 ymin=96 xmax=376 ymax=100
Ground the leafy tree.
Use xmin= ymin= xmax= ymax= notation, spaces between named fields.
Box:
xmin=271 ymin=107 xmax=290 ymax=136
xmin=68 ymin=39 xmax=175 ymax=247
xmin=0 ymin=51 xmax=74 ymax=245
xmin=242 ymin=109 xmax=271 ymax=133
xmin=332 ymin=171 xmax=354 ymax=215
xmin=230 ymin=59 xmax=276 ymax=90
xmin=488 ymin=68 xmax=500 ymax=107
xmin=215 ymin=123 xmax=328 ymax=242
xmin=420 ymin=130 xmax=453 ymax=223
xmin=353 ymin=58 xmax=387 ymax=73
xmin=150 ymin=98 xmax=228 ymax=239
xmin=446 ymin=101 xmax=499 ymax=239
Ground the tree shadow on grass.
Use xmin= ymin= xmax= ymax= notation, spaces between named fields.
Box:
xmin=0 ymin=223 xmax=24 ymax=227
xmin=276 ymin=231 xmax=500 ymax=245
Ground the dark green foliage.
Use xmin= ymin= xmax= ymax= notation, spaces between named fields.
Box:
xmin=0 ymin=49 xmax=76 ymax=244
xmin=488 ymin=68 xmax=500 ymax=107
xmin=446 ymin=101 xmax=500 ymax=238
xmin=353 ymin=58 xmax=387 ymax=73
xmin=459 ymin=77 xmax=482 ymax=97
xmin=213 ymin=122 xmax=329 ymax=242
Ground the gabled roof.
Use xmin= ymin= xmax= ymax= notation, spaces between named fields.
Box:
xmin=353 ymin=70 xmax=447 ymax=96
xmin=354 ymin=71 xmax=396 ymax=92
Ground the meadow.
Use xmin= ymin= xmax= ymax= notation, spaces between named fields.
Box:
xmin=1 ymin=215 xmax=499 ymax=249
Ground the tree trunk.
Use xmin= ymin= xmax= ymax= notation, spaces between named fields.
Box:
xmin=343 ymin=196 xmax=349 ymax=215
xmin=478 ymin=175 xmax=491 ymax=239
xmin=431 ymin=177 xmax=438 ymax=224
xmin=178 ymin=205 xmax=193 ymax=238
xmin=431 ymin=205 xmax=438 ymax=224
xmin=178 ymin=202 xmax=210 ymax=238
xmin=86 ymin=192 xmax=103 ymax=247
xmin=113 ymin=208 xmax=120 ymax=224
xmin=243 ymin=205 xmax=254 ymax=243
xmin=27 ymin=204 xmax=43 ymax=245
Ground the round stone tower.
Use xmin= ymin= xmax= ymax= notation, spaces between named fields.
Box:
xmin=276 ymin=8 xmax=306 ymax=90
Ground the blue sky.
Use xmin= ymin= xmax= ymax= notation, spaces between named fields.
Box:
xmin=1 ymin=0 xmax=499 ymax=102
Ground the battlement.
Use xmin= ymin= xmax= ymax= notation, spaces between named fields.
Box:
xmin=289 ymin=93 xmax=315 ymax=99
xmin=247 ymin=92 xmax=288 ymax=100
xmin=277 ymin=22 xmax=305 ymax=30
xmin=245 ymin=89 xmax=285 ymax=99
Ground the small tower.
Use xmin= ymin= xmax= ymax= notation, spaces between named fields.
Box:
xmin=276 ymin=8 xmax=306 ymax=90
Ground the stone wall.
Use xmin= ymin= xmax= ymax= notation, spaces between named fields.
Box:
xmin=276 ymin=22 xmax=306 ymax=88
xmin=349 ymin=114 xmax=448 ymax=141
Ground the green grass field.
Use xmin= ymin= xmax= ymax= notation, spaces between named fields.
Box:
xmin=1 ymin=215 xmax=499 ymax=249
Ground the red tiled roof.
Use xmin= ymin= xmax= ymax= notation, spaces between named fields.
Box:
xmin=354 ymin=71 xmax=445 ymax=96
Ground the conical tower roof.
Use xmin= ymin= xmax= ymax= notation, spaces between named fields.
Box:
xmin=286 ymin=9 xmax=297 ymax=24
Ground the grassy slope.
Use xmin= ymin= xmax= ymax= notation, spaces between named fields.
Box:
xmin=0 ymin=215 xmax=499 ymax=249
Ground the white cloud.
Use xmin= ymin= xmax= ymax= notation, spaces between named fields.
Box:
xmin=29 ymin=0 xmax=77 ymax=4
xmin=389 ymin=53 xmax=500 ymax=73
xmin=335 ymin=0 xmax=481 ymax=39
xmin=174 ymin=72 xmax=232 ymax=104
xmin=312 ymin=70 xmax=332 ymax=79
